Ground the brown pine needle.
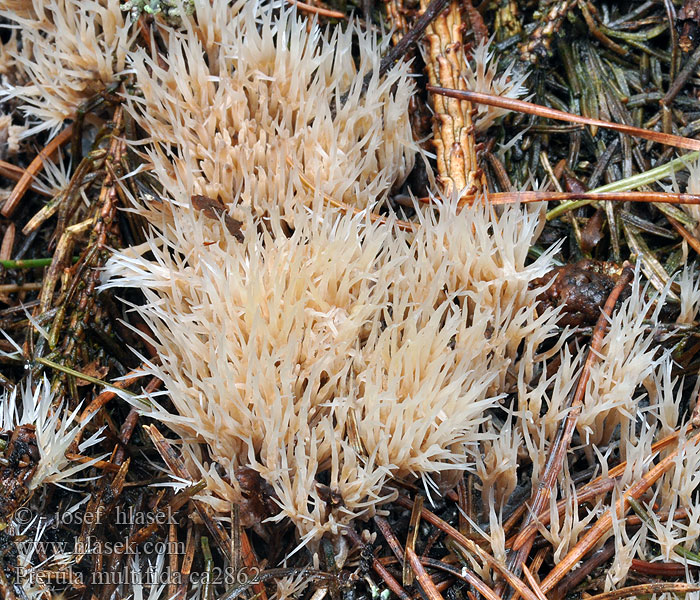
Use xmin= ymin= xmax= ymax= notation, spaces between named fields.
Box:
xmin=585 ymin=582 xmax=700 ymax=600
xmin=65 ymin=453 xmax=119 ymax=472
xmin=79 ymin=367 xmax=154 ymax=422
xmin=521 ymin=564 xmax=546 ymax=600
xmin=0 ymin=160 xmax=52 ymax=197
xmin=406 ymin=547 xmax=446 ymax=600
xmin=467 ymin=191 xmax=700 ymax=206
xmin=667 ymin=214 xmax=700 ymax=255
xmin=404 ymin=495 xmax=424 ymax=586
xmin=375 ymin=516 xmax=405 ymax=561
xmin=630 ymin=559 xmax=697 ymax=577
xmin=420 ymin=558 xmax=503 ymax=600
xmin=426 ymin=86 xmax=700 ymax=151
xmin=1 ymin=123 xmax=73 ymax=218
xmin=240 ymin=528 xmax=268 ymax=600
xmin=286 ymin=0 xmax=346 ymax=18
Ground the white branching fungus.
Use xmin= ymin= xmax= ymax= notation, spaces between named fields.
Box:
xmin=475 ymin=414 xmax=520 ymax=507
xmin=678 ymin=266 xmax=700 ymax=323
xmin=104 ymin=195 xmax=561 ymax=543
xmin=273 ymin=571 xmax=313 ymax=600
xmin=577 ymin=271 xmax=667 ymax=456
xmin=123 ymin=0 xmax=416 ymax=217
xmin=462 ymin=37 xmax=530 ymax=132
xmin=0 ymin=377 xmax=104 ymax=488
xmin=0 ymin=0 xmax=134 ymax=137
xmin=606 ymin=496 xmax=646 ymax=590
xmin=104 ymin=0 xmax=562 ymax=544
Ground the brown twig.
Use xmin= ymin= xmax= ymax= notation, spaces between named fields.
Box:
xmin=1 ymin=124 xmax=73 ymax=218
xmin=421 ymin=1 xmax=482 ymax=195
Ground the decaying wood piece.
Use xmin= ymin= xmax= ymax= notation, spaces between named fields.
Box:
xmin=420 ymin=0 xmax=482 ymax=196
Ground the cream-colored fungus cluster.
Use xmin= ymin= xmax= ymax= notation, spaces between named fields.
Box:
xmin=123 ymin=0 xmax=416 ymax=218
xmin=0 ymin=0 xmax=133 ymax=137
xmin=104 ymin=196 xmax=560 ymax=544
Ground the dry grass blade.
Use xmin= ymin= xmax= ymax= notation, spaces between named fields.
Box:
xmin=1 ymin=124 xmax=73 ymax=217
xmin=0 ymin=224 xmax=14 ymax=267
xmin=426 ymin=86 xmax=700 ymax=151
xmin=405 ymin=547 xmax=445 ymax=600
